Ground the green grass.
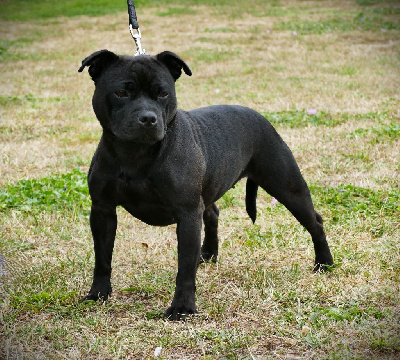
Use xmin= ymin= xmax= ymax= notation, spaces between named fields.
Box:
xmin=357 ymin=0 xmax=399 ymax=5
xmin=1 ymin=168 xmax=398 ymax=232
xmin=0 ymin=168 xmax=90 ymax=214
xmin=0 ymin=93 xmax=68 ymax=108
xmin=0 ymin=0 xmax=127 ymax=21
xmin=346 ymin=121 xmax=400 ymax=143
xmin=311 ymin=184 xmax=400 ymax=220
xmin=365 ymin=7 xmax=400 ymax=15
xmin=0 ymin=0 xmax=280 ymax=21
xmin=262 ymin=110 xmax=390 ymax=128
xmin=0 ymin=32 xmax=47 ymax=61
xmin=274 ymin=13 xmax=400 ymax=35
xmin=0 ymin=93 xmax=38 ymax=107
xmin=155 ymin=7 xmax=197 ymax=17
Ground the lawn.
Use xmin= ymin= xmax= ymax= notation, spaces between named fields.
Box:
xmin=0 ymin=0 xmax=399 ymax=359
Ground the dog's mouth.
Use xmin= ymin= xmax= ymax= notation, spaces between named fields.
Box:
xmin=116 ymin=127 xmax=166 ymax=143
xmin=141 ymin=131 xmax=165 ymax=143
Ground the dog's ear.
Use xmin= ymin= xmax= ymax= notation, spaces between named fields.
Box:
xmin=156 ymin=51 xmax=192 ymax=81
xmin=78 ymin=49 xmax=119 ymax=81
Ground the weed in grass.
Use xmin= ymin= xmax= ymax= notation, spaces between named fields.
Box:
xmin=271 ymin=65 xmax=286 ymax=72
xmin=243 ymin=225 xmax=268 ymax=249
xmin=263 ymin=110 xmax=393 ymax=129
xmin=310 ymin=306 xmax=363 ymax=325
xmin=0 ymin=35 xmax=44 ymax=61
xmin=10 ymin=290 xmax=77 ymax=312
xmin=121 ymin=269 xmax=175 ymax=298
xmin=0 ymin=168 xmax=89 ymax=214
xmin=341 ymin=152 xmax=370 ymax=163
xmin=337 ymin=64 xmax=358 ymax=76
xmin=0 ymin=94 xmax=37 ymax=107
xmin=346 ymin=121 xmax=400 ymax=144
xmin=0 ymin=93 xmax=69 ymax=114
xmin=354 ymin=12 xmax=400 ymax=31
xmin=369 ymin=331 xmax=400 ymax=352
xmin=145 ymin=309 xmax=164 ymax=320
xmin=218 ymin=192 xmax=238 ymax=209
xmin=274 ymin=18 xmax=352 ymax=35
xmin=263 ymin=110 xmax=345 ymax=128
xmin=311 ymin=184 xmax=400 ymax=220
xmin=0 ymin=40 xmax=26 ymax=62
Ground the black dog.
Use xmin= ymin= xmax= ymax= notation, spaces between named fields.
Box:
xmin=78 ymin=50 xmax=333 ymax=320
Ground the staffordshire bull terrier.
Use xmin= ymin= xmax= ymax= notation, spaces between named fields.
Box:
xmin=78 ymin=50 xmax=333 ymax=320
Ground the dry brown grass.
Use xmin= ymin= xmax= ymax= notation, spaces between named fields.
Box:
xmin=1 ymin=0 xmax=399 ymax=359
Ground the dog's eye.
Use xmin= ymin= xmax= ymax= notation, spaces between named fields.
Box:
xmin=115 ymin=90 xmax=129 ymax=98
xmin=159 ymin=91 xmax=169 ymax=99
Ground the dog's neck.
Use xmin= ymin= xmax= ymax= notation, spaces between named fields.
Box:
xmin=102 ymin=131 xmax=164 ymax=169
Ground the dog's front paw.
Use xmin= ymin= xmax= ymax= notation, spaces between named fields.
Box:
xmin=164 ymin=302 xmax=197 ymax=321
xmin=81 ymin=280 xmax=112 ymax=302
xmin=313 ymin=258 xmax=334 ymax=272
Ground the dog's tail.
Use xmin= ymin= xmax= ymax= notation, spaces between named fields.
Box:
xmin=245 ymin=178 xmax=258 ymax=223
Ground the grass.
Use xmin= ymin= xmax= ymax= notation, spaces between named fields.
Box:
xmin=0 ymin=0 xmax=127 ymax=21
xmin=0 ymin=0 xmax=279 ymax=21
xmin=1 ymin=0 xmax=399 ymax=359
xmin=0 ymin=168 xmax=89 ymax=214
xmin=155 ymin=7 xmax=198 ymax=17
xmin=274 ymin=13 xmax=400 ymax=35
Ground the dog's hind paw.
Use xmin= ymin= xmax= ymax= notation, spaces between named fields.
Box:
xmin=199 ymin=249 xmax=218 ymax=264
xmin=314 ymin=253 xmax=334 ymax=272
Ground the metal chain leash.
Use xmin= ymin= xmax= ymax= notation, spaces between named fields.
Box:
xmin=127 ymin=0 xmax=145 ymax=56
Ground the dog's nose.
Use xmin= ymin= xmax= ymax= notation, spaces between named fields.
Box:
xmin=138 ymin=112 xmax=158 ymax=127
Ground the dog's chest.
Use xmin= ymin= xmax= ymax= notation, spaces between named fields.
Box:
xmin=115 ymin=170 xmax=177 ymax=226
xmin=116 ymin=170 xmax=148 ymax=197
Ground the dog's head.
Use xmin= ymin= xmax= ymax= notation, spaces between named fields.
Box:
xmin=79 ymin=50 xmax=192 ymax=143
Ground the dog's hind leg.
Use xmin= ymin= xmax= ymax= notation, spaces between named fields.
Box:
xmin=200 ymin=203 xmax=219 ymax=263
xmin=251 ymin=151 xmax=333 ymax=271
xmin=277 ymin=188 xmax=333 ymax=271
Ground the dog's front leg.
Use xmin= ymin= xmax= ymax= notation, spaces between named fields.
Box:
xmin=82 ymin=204 xmax=117 ymax=302
xmin=164 ymin=207 xmax=203 ymax=320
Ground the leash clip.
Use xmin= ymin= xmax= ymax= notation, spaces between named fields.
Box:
xmin=130 ymin=25 xmax=145 ymax=56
